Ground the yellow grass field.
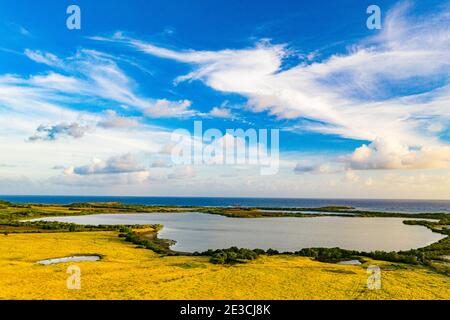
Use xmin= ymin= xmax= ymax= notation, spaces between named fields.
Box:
xmin=0 ymin=231 xmax=449 ymax=300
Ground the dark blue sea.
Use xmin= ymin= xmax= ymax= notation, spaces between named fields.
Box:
xmin=1 ymin=195 xmax=449 ymax=213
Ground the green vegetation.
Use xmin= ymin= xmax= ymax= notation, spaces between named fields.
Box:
xmin=118 ymin=224 xmax=175 ymax=255
xmin=173 ymin=262 xmax=207 ymax=269
xmin=197 ymin=207 xmax=324 ymax=218
xmin=254 ymin=206 xmax=449 ymax=219
xmin=0 ymin=201 xmax=195 ymax=225
xmin=194 ymin=247 xmax=261 ymax=264
xmin=399 ymin=218 xmax=450 ymax=273
xmin=66 ymin=202 xmax=190 ymax=213
xmin=0 ymin=219 xmax=157 ymax=234
xmin=1 ymin=199 xmax=447 ymax=220
xmin=1 ymin=200 xmax=449 ymax=273
xmin=295 ymin=247 xmax=418 ymax=264
xmin=123 ymin=231 xmax=168 ymax=254
xmin=191 ymin=246 xmax=417 ymax=265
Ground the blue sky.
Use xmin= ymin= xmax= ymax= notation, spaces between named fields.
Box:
xmin=0 ymin=0 xmax=449 ymax=198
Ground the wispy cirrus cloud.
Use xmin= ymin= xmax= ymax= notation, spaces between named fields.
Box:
xmin=96 ymin=2 xmax=450 ymax=172
xmin=0 ymin=47 xmax=198 ymax=156
xmin=15 ymin=48 xmax=198 ymax=121
xmin=24 ymin=49 xmax=64 ymax=68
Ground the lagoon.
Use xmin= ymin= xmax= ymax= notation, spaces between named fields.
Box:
xmin=35 ymin=213 xmax=445 ymax=253
xmin=37 ymin=255 xmax=101 ymax=265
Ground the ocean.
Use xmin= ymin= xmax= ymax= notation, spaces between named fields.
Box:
xmin=1 ymin=195 xmax=450 ymax=213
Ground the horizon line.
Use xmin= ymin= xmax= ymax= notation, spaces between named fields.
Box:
xmin=1 ymin=195 xmax=450 ymax=202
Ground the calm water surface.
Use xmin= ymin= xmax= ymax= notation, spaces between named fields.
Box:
xmin=35 ymin=213 xmax=445 ymax=253
xmin=37 ymin=256 xmax=101 ymax=265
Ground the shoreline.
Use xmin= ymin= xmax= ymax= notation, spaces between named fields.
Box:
xmin=1 ymin=200 xmax=449 ymax=274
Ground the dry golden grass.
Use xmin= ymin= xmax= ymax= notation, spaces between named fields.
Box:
xmin=0 ymin=231 xmax=449 ymax=300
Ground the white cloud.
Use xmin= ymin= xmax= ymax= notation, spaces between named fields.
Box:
xmin=2 ymin=2 xmax=450 ymax=198
xmin=28 ymin=122 xmax=92 ymax=141
xmin=208 ymin=106 xmax=233 ymax=118
xmin=24 ymin=49 xmax=64 ymax=68
xmin=103 ymin=3 xmax=450 ymax=172
xmin=144 ymin=99 xmax=195 ymax=118
xmin=72 ymin=154 xmax=146 ymax=175
xmin=349 ymin=138 xmax=450 ymax=170
xmin=0 ymin=47 xmax=193 ymax=189
xmin=22 ymin=49 xmax=197 ymax=119
xmin=51 ymin=154 xmax=150 ymax=186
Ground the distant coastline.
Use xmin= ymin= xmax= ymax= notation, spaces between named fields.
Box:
xmin=1 ymin=195 xmax=450 ymax=213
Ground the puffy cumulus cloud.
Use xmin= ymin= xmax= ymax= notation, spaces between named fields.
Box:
xmin=349 ymin=139 xmax=450 ymax=170
xmin=204 ymin=101 xmax=235 ymax=119
xmin=208 ymin=106 xmax=233 ymax=118
xmin=99 ymin=3 xmax=450 ymax=172
xmin=72 ymin=154 xmax=146 ymax=175
xmin=51 ymin=154 xmax=150 ymax=186
xmin=28 ymin=122 xmax=92 ymax=141
xmin=144 ymin=99 xmax=195 ymax=118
